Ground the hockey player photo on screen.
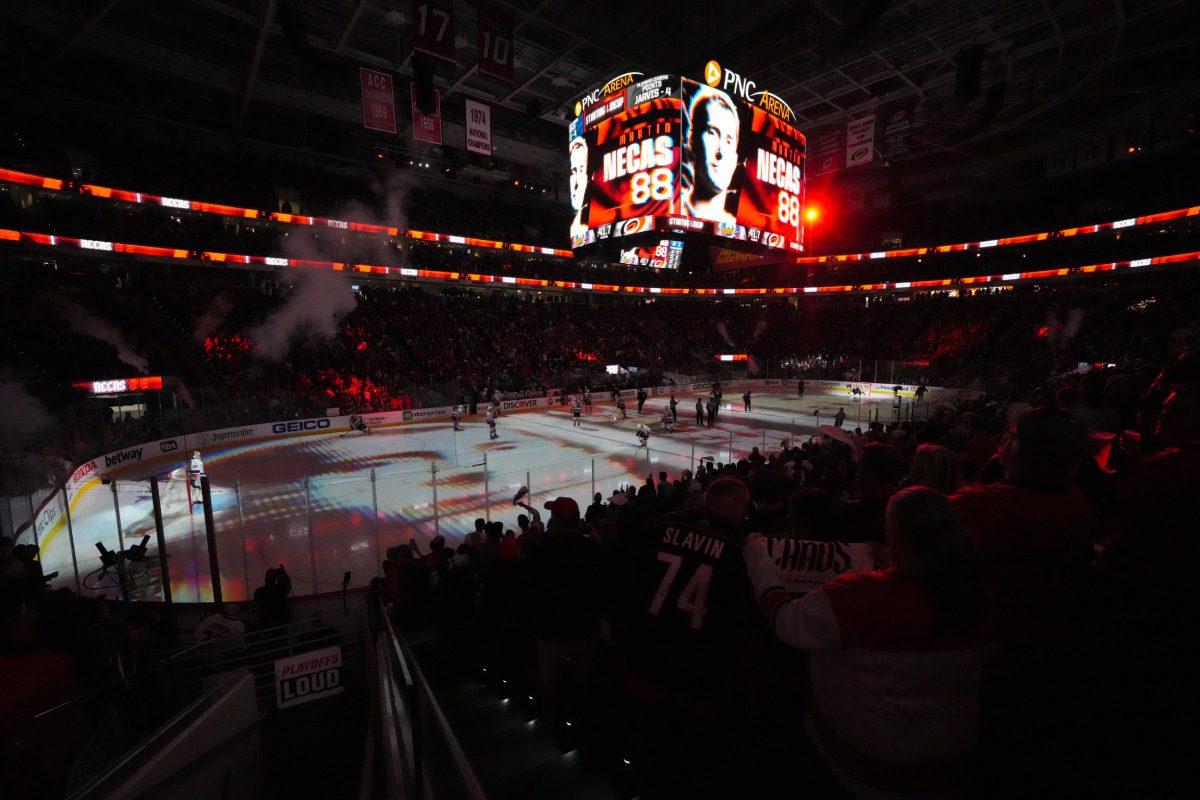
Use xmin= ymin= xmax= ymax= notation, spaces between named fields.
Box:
xmin=680 ymin=83 xmax=741 ymax=226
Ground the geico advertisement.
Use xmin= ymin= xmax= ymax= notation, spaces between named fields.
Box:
xmin=272 ymin=418 xmax=332 ymax=434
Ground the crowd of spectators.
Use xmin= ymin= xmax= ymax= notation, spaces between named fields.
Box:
xmin=2 ymin=251 xmax=1197 ymax=478
xmin=375 ymin=351 xmax=1198 ymax=796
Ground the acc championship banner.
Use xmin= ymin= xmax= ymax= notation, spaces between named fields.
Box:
xmin=846 ymin=115 xmax=876 ymax=168
xmin=359 ymin=68 xmax=397 ymax=134
xmin=464 ymin=98 xmax=493 ymax=155
xmin=411 ymin=85 xmax=443 ymax=144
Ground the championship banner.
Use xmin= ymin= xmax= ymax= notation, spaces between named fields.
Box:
xmin=846 ymin=115 xmax=876 ymax=168
xmin=877 ymin=100 xmax=915 ymax=159
xmin=475 ymin=3 xmax=514 ymax=82
xmin=807 ymin=124 xmax=844 ymax=177
xmin=359 ymin=68 xmax=397 ymax=134
xmin=464 ymin=98 xmax=493 ymax=155
xmin=410 ymin=0 xmax=456 ymax=64
xmin=766 ymin=537 xmax=875 ymax=593
xmin=411 ymin=85 xmax=443 ymax=144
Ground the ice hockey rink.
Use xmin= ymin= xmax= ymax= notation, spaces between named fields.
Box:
xmin=37 ymin=386 xmax=933 ymax=602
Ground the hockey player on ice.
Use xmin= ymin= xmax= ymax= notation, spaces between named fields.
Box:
xmin=486 ymin=408 xmax=498 ymax=440
xmin=452 ymin=405 xmax=464 ymax=431
xmin=636 ymin=423 xmax=651 ymax=447
xmin=344 ymin=414 xmax=372 ymax=436
xmin=188 ymin=450 xmax=205 ymax=504
xmin=572 ymin=397 xmax=582 ymax=427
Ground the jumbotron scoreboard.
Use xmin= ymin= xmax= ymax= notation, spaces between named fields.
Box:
xmin=567 ymin=62 xmax=806 ymax=271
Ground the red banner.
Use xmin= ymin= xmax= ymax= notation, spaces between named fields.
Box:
xmin=411 ymin=85 xmax=443 ymax=144
xmin=410 ymin=0 xmax=456 ymax=64
xmin=359 ymin=68 xmax=397 ymax=134
xmin=475 ymin=4 xmax=515 ymax=82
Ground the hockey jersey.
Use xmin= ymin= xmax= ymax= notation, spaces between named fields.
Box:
xmin=617 ymin=509 xmax=762 ymax=699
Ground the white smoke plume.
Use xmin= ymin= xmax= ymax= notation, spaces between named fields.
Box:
xmin=285 ymin=170 xmax=413 ymax=267
xmin=715 ymin=321 xmax=736 ymax=348
xmin=194 ymin=293 xmax=233 ymax=342
xmin=246 ymin=170 xmax=412 ymax=359
xmin=249 ymin=268 xmax=358 ymax=361
xmin=0 ymin=381 xmax=53 ymax=447
xmin=55 ymin=296 xmax=149 ymax=373
xmin=1062 ymin=308 xmax=1084 ymax=342
xmin=1043 ymin=308 xmax=1085 ymax=345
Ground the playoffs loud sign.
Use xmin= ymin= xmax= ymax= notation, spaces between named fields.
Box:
xmin=275 ymin=646 xmax=344 ymax=709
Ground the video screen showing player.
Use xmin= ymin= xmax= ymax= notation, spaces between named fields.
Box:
xmin=578 ymin=96 xmax=681 ymax=232
xmin=681 ymin=84 xmax=741 ymax=225
xmin=680 ymin=78 xmax=806 ymax=250
xmin=568 ymin=135 xmax=589 ymax=241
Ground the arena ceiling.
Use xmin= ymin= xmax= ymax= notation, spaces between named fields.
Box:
xmin=2 ymin=0 xmax=1198 ymax=199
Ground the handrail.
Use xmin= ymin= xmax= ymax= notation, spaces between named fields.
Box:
xmin=33 ymin=610 xmax=355 ymax=719
xmin=377 ymin=599 xmax=486 ymax=799
xmin=69 ymin=669 xmax=258 ymax=800
xmin=380 ymin=601 xmax=414 ymax=689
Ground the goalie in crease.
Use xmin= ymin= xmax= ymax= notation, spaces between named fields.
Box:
xmin=344 ymin=413 xmax=373 ymax=436
xmin=188 ymin=450 xmax=205 ymax=504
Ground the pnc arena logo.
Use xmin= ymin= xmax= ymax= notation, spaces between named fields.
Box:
xmin=574 ymin=71 xmax=643 ymax=117
xmin=703 ymin=60 xmax=795 ymax=122
xmin=272 ymin=418 xmax=332 ymax=434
